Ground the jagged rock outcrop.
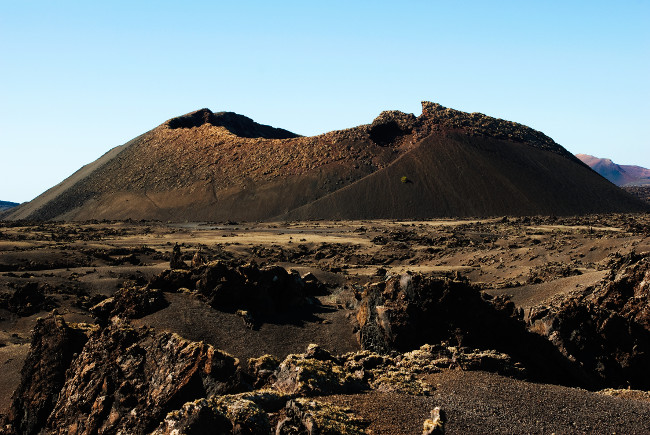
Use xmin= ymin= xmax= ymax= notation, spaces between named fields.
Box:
xmin=368 ymin=110 xmax=417 ymax=146
xmin=153 ymin=390 xmax=290 ymax=434
xmin=271 ymin=343 xmax=522 ymax=397
xmin=422 ymin=407 xmax=446 ymax=435
xmin=248 ymin=354 xmax=281 ymax=388
xmin=166 ymin=108 xmax=300 ymax=139
xmin=90 ymin=286 xmax=168 ymax=322
xmin=528 ymin=251 xmax=650 ymax=388
xmin=419 ymin=102 xmax=573 ymax=158
xmin=0 ymin=282 xmax=57 ymax=316
xmin=273 ymin=344 xmax=365 ymax=396
xmin=356 ymin=274 xmax=520 ymax=353
xmin=43 ymin=322 xmax=246 ymax=434
xmin=3 ymin=323 xmax=547 ymax=435
xmin=2 ymin=317 xmax=247 ymax=435
xmin=169 ymin=243 xmax=189 ymax=270
xmin=154 ymin=390 xmax=370 ymax=435
xmin=149 ymin=260 xmax=326 ymax=320
xmin=355 ymin=273 xmax=589 ymax=386
xmin=2 ymin=314 xmax=91 ymax=435
xmin=275 ymin=398 xmax=370 ymax=435
xmin=154 ymin=341 xmax=522 ymax=434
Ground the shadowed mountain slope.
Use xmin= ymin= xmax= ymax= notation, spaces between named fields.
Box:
xmin=5 ymin=103 xmax=648 ymax=221
xmin=283 ymin=134 xmax=644 ymax=220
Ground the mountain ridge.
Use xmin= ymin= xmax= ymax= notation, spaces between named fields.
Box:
xmin=0 ymin=201 xmax=19 ymax=212
xmin=576 ymin=154 xmax=650 ymax=186
xmin=4 ymin=102 xmax=648 ymax=221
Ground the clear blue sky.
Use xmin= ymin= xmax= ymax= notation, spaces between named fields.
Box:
xmin=1 ymin=1 xmax=648 ymax=203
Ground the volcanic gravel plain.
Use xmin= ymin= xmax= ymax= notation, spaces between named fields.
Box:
xmin=1 ymin=214 xmax=650 ymax=434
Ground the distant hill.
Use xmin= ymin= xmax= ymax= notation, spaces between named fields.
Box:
xmin=4 ymin=103 xmax=648 ymax=222
xmin=576 ymin=154 xmax=650 ymax=187
xmin=0 ymin=201 xmax=19 ymax=212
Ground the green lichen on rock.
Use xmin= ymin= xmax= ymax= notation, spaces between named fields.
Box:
xmin=397 ymin=343 xmax=525 ymax=377
xmin=155 ymin=390 xmax=293 ymax=434
xmin=271 ymin=343 xmax=522 ymax=399
xmin=277 ymin=398 xmax=370 ymax=435
xmin=598 ymin=388 xmax=650 ymax=402
xmin=223 ymin=389 xmax=294 ymax=412
xmin=156 ymin=343 xmax=524 ymax=433
xmin=249 ymin=354 xmax=281 ymax=387
xmin=340 ymin=349 xmax=433 ymax=395
xmin=370 ymin=369 xmax=434 ymax=395
xmin=249 ymin=354 xmax=280 ymax=371
xmin=422 ymin=407 xmax=446 ymax=435
xmin=213 ymin=396 xmax=271 ymax=434
xmin=274 ymin=350 xmax=360 ymax=396
xmin=154 ymin=397 xmax=232 ymax=434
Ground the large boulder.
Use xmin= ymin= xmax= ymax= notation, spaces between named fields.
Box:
xmin=0 ymin=282 xmax=57 ymax=316
xmin=2 ymin=314 xmax=91 ymax=435
xmin=90 ymin=285 xmax=168 ymax=322
xmin=43 ymin=322 xmax=245 ymax=434
xmin=355 ymin=273 xmax=589 ymax=387
xmin=149 ymin=260 xmax=325 ymax=320
xmin=153 ymin=390 xmax=291 ymax=435
xmin=528 ymin=252 xmax=650 ymax=388
xmin=276 ymin=398 xmax=370 ymax=435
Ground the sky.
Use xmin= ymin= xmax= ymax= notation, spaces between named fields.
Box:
xmin=1 ymin=1 xmax=648 ymax=203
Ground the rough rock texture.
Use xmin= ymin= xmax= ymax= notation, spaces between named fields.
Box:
xmin=169 ymin=243 xmax=189 ymax=270
xmin=368 ymin=110 xmax=417 ymax=146
xmin=154 ymin=390 xmax=291 ymax=435
xmin=528 ymin=251 xmax=650 ymax=388
xmin=162 ymin=390 xmax=292 ymax=434
xmin=0 ymin=282 xmax=57 ymax=316
xmin=598 ymin=388 xmax=650 ymax=402
xmin=276 ymin=398 xmax=370 ymax=435
xmin=90 ymin=286 xmax=168 ymax=322
xmin=422 ymin=407 xmax=446 ymax=435
xmin=155 ymin=342 xmax=517 ymax=434
xmin=419 ymin=101 xmax=574 ymax=159
xmin=154 ymin=390 xmax=369 ymax=435
xmin=2 ymin=314 xmax=91 ymax=435
xmin=166 ymin=108 xmax=299 ymax=139
xmin=356 ymin=273 xmax=589 ymax=386
xmin=44 ymin=322 xmax=245 ymax=434
xmin=149 ymin=260 xmax=325 ymax=319
xmin=273 ymin=345 xmax=364 ymax=396
xmin=271 ymin=343 xmax=521 ymax=398
xmin=152 ymin=397 xmax=234 ymax=434
xmin=248 ymin=354 xmax=281 ymax=388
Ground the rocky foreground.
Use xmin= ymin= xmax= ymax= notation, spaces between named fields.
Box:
xmin=1 ymin=216 xmax=650 ymax=433
xmin=2 ymin=243 xmax=650 ymax=434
